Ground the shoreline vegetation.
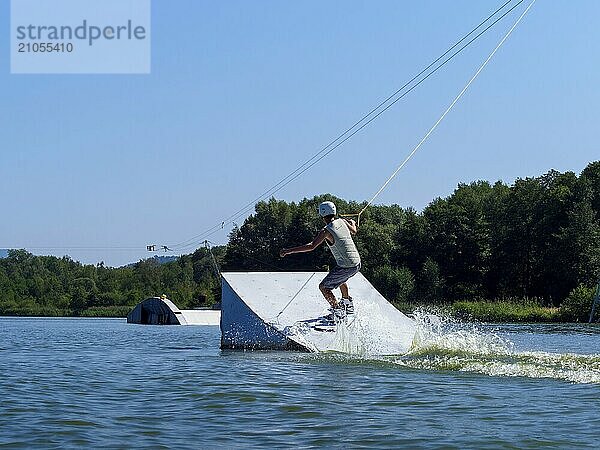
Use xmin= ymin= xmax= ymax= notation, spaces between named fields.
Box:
xmin=1 ymin=162 xmax=599 ymax=323
xmin=0 ymin=298 xmax=591 ymax=324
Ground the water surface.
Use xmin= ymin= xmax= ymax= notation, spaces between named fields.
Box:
xmin=1 ymin=317 xmax=599 ymax=448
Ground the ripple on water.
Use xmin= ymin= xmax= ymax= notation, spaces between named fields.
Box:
xmin=2 ymin=317 xmax=600 ymax=449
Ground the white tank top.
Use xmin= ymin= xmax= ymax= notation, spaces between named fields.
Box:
xmin=325 ymin=218 xmax=361 ymax=268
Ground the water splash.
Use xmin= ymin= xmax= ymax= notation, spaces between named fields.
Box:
xmin=288 ymin=307 xmax=600 ymax=384
xmin=329 ymin=319 xmax=364 ymax=355
xmin=392 ymin=309 xmax=600 ymax=384
xmin=284 ymin=299 xmax=416 ymax=356
xmin=409 ymin=308 xmax=515 ymax=356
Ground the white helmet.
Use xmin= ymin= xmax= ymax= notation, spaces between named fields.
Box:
xmin=318 ymin=201 xmax=336 ymax=217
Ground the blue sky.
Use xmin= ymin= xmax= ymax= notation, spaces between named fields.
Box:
xmin=1 ymin=0 xmax=598 ymax=266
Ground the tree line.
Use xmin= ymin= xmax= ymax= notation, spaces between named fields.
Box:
xmin=225 ymin=161 xmax=600 ymax=307
xmin=0 ymin=248 xmax=224 ymax=317
xmin=1 ymin=161 xmax=599 ymax=319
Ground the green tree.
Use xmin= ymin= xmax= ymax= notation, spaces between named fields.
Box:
xmin=371 ymin=265 xmax=415 ymax=304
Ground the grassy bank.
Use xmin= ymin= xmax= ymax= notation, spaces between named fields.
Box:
xmin=450 ymin=301 xmax=561 ymax=323
xmin=396 ymin=286 xmax=597 ymax=323
xmin=79 ymin=306 xmax=132 ymax=318
xmin=0 ymin=304 xmax=131 ymax=318
xmin=3 ymin=287 xmax=597 ymax=323
xmin=391 ymin=284 xmax=598 ymax=323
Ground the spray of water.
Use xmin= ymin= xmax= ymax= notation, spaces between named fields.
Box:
xmin=322 ymin=308 xmax=600 ymax=384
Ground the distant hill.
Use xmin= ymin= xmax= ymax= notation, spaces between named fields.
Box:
xmin=151 ymin=255 xmax=180 ymax=265
xmin=0 ymin=249 xmax=8 ymax=259
xmin=126 ymin=255 xmax=180 ymax=267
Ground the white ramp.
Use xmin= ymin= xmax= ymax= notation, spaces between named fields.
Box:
xmin=180 ymin=309 xmax=221 ymax=326
xmin=220 ymin=272 xmax=416 ymax=355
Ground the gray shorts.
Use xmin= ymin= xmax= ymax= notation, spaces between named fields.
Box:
xmin=319 ymin=263 xmax=361 ymax=290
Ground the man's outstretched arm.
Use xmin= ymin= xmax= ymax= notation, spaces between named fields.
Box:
xmin=280 ymin=229 xmax=329 ymax=257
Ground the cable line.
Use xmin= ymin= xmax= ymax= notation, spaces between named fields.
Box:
xmin=353 ymin=0 xmax=536 ymax=224
xmin=272 ymin=272 xmax=316 ymax=323
xmin=5 ymin=246 xmax=143 ymax=251
xmin=211 ymin=0 xmax=526 ymax=235
xmin=164 ymin=0 xmax=523 ymax=252
xmin=167 ymin=0 xmax=519 ymax=250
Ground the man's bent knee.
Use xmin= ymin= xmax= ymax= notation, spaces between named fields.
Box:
xmin=319 ymin=284 xmax=332 ymax=297
xmin=319 ymin=284 xmax=336 ymax=304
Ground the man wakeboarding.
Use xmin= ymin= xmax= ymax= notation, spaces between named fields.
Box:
xmin=280 ymin=201 xmax=361 ymax=320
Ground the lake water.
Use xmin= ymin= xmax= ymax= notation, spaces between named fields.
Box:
xmin=1 ymin=316 xmax=599 ymax=448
